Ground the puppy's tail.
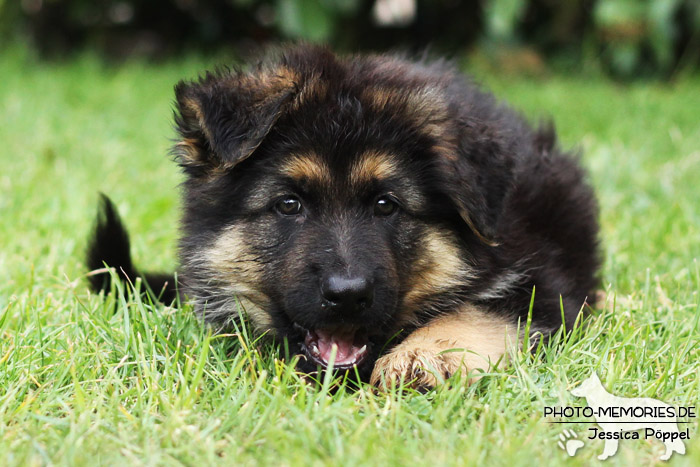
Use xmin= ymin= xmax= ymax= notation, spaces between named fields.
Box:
xmin=86 ymin=194 xmax=178 ymax=303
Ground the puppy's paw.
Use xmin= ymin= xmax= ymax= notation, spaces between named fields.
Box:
xmin=370 ymin=346 xmax=463 ymax=391
xmin=369 ymin=308 xmax=514 ymax=391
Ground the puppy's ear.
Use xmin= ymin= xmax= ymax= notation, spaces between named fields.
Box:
xmin=437 ymin=125 xmax=516 ymax=246
xmin=173 ymin=66 xmax=299 ymax=176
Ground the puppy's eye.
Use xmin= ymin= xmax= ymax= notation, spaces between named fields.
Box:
xmin=275 ymin=196 xmax=303 ymax=216
xmin=374 ymin=196 xmax=398 ymax=216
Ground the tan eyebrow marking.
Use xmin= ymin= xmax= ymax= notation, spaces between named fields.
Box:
xmin=279 ymin=153 xmax=332 ymax=185
xmin=350 ymin=150 xmax=399 ymax=186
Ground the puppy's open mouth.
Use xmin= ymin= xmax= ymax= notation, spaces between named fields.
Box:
xmin=296 ymin=324 xmax=370 ymax=369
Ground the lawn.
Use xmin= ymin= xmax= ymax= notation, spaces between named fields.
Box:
xmin=1 ymin=47 xmax=699 ymax=466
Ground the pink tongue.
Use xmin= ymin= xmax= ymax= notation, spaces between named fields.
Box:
xmin=315 ymin=329 xmax=360 ymax=365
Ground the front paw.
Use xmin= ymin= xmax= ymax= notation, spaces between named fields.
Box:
xmin=370 ymin=347 xmax=462 ymax=391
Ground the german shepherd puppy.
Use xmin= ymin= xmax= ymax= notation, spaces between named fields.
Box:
xmin=87 ymin=45 xmax=599 ymax=388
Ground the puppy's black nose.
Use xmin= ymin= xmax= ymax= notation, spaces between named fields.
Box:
xmin=321 ymin=275 xmax=374 ymax=314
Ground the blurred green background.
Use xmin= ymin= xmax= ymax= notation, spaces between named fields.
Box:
xmin=2 ymin=0 xmax=700 ymax=79
xmin=2 ymin=3 xmax=700 ymax=465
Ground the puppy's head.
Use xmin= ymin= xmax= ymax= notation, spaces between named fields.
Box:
xmin=174 ymin=46 xmax=513 ymax=378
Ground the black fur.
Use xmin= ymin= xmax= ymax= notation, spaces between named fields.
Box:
xmin=87 ymin=45 xmax=600 ymax=383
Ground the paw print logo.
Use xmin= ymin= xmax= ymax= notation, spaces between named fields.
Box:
xmin=558 ymin=429 xmax=584 ymax=457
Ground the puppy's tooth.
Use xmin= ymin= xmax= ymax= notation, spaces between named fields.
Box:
xmin=358 ymin=345 xmax=367 ymax=355
xmin=310 ymin=343 xmax=320 ymax=356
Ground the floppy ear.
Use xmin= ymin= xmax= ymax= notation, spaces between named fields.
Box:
xmin=437 ymin=123 xmax=515 ymax=246
xmin=173 ymin=66 xmax=299 ymax=176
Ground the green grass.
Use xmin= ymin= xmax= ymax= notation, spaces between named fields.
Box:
xmin=1 ymin=47 xmax=699 ymax=466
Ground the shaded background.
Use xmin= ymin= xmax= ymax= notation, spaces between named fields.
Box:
xmin=2 ymin=0 xmax=700 ymax=79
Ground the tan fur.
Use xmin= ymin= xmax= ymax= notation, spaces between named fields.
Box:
xmin=398 ymin=228 xmax=473 ymax=325
xmin=173 ymin=137 xmax=201 ymax=167
xmin=430 ymin=140 xmax=459 ymax=162
xmin=361 ymin=87 xmax=396 ymax=111
xmin=456 ymin=206 xmax=500 ymax=247
xmin=402 ymin=87 xmax=450 ymax=141
xmin=350 ymin=150 xmax=399 ymax=186
xmin=280 ymin=153 xmax=332 ymax=185
xmin=361 ymin=86 xmax=450 ymax=141
xmin=238 ymin=65 xmax=330 ymax=113
xmin=370 ymin=305 xmax=519 ymax=388
xmin=174 ymin=137 xmax=231 ymax=180
xmin=235 ymin=65 xmax=300 ymax=101
xmin=292 ymin=76 xmax=328 ymax=110
xmin=175 ymin=99 xmax=216 ymax=169
xmin=204 ymin=226 xmax=272 ymax=329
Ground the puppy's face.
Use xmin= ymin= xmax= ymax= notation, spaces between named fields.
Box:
xmin=174 ymin=47 xmax=509 ymax=378
xmin=213 ymin=147 xmax=432 ymax=373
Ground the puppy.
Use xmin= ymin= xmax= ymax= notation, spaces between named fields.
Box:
xmin=87 ymin=45 xmax=600 ymax=388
